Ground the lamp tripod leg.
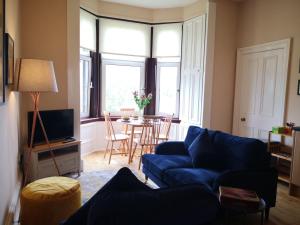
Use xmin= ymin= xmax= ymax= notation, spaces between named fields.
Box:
xmin=36 ymin=111 xmax=61 ymax=176
xmin=23 ymin=93 xmax=61 ymax=186
xmin=23 ymin=107 xmax=38 ymax=185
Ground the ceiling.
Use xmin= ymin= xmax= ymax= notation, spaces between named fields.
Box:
xmin=100 ymin=0 xmax=200 ymax=9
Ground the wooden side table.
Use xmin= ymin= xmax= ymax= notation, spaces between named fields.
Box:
xmin=222 ymin=198 xmax=266 ymax=225
xmin=219 ymin=186 xmax=266 ymax=225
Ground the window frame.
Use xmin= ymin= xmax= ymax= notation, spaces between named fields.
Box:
xmin=79 ymin=13 xmax=184 ymax=123
xmin=101 ymin=58 xmax=145 ymax=116
xmin=80 ymin=54 xmax=92 ymax=119
xmin=155 ymin=61 xmax=181 ymax=118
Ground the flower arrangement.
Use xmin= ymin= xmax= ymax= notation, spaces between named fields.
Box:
xmin=133 ymin=91 xmax=152 ymax=110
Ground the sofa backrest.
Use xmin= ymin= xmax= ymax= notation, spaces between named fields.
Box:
xmin=212 ymin=131 xmax=270 ymax=170
xmin=184 ymin=126 xmax=270 ymax=171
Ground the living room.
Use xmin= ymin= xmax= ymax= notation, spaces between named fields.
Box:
xmin=1 ymin=0 xmax=300 ymax=225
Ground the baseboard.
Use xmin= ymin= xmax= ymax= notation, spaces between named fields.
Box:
xmin=4 ymin=179 xmax=22 ymax=225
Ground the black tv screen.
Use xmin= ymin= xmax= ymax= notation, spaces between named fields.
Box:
xmin=28 ymin=109 xmax=74 ymax=145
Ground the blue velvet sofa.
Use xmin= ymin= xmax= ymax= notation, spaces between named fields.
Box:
xmin=62 ymin=167 xmax=220 ymax=225
xmin=142 ymin=126 xmax=278 ymax=218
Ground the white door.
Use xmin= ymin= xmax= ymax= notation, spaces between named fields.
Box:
xmin=179 ymin=15 xmax=206 ymax=140
xmin=233 ymin=39 xmax=290 ymax=139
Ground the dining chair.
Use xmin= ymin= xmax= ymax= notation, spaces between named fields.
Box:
xmin=131 ymin=118 xmax=161 ymax=169
xmin=157 ymin=113 xmax=174 ymax=142
xmin=103 ymin=111 xmax=130 ymax=164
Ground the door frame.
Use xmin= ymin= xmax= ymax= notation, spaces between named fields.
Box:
xmin=232 ymin=38 xmax=291 ymax=135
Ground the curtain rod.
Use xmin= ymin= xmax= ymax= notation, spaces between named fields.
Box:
xmin=80 ymin=7 xmax=183 ymax=25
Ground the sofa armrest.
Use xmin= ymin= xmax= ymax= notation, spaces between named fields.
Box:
xmin=155 ymin=141 xmax=189 ymax=155
xmin=214 ymin=168 xmax=278 ymax=208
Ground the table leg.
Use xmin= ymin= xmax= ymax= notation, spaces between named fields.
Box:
xmin=260 ymin=210 xmax=265 ymax=225
xmin=128 ymin=125 xmax=135 ymax=164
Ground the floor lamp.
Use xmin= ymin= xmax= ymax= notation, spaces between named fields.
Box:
xmin=16 ymin=59 xmax=61 ymax=185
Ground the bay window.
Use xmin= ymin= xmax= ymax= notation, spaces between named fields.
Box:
xmin=99 ymin=19 xmax=150 ymax=115
xmin=80 ymin=10 xmax=95 ymax=118
xmin=156 ymin=61 xmax=180 ymax=117
xmin=80 ymin=54 xmax=92 ymax=118
xmin=80 ymin=8 xmax=184 ymax=120
xmin=153 ymin=24 xmax=182 ymax=117
xmin=102 ymin=57 xmax=145 ymax=114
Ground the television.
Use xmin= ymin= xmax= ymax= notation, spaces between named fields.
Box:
xmin=28 ymin=109 xmax=74 ymax=146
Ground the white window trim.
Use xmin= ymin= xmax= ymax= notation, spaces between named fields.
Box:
xmin=156 ymin=62 xmax=181 ymax=118
xmin=101 ymin=58 xmax=145 ymax=116
xmin=80 ymin=55 xmax=92 ymax=118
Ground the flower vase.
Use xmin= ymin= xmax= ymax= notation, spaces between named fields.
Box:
xmin=139 ymin=108 xmax=144 ymax=120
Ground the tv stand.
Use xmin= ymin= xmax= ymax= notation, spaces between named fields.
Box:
xmin=62 ymin=137 xmax=76 ymax=143
xmin=24 ymin=140 xmax=81 ymax=182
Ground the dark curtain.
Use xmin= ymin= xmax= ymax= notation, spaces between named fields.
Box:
xmin=89 ymin=51 xmax=102 ymax=118
xmin=144 ymin=58 xmax=157 ymax=115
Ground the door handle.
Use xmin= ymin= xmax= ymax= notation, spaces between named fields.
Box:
xmin=241 ymin=118 xmax=246 ymax=122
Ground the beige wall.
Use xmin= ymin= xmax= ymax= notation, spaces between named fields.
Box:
xmin=210 ymin=0 xmax=238 ymax=132
xmin=67 ymin=0 xmax=81 ymax=139
xmin=152 ymin=7 xmax=183 ymax=23
xmin=183 ymin=0 xmax=208 ymax=20
xmin=20 ymin=0 xmax=69 ymax=142
xmin=80 ymin=0 xmax=208 ymax=23
xmin=237 ymin=0 xmax=300 ymax=126
xmin=0 ymin=0 xmax=21 ymax=223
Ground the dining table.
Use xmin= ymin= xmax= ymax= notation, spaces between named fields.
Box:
xmin=116 ymin=116 xmax=163 ymax=163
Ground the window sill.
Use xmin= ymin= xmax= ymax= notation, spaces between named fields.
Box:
xmin=80 ymin=117 xmax=181 ymax=125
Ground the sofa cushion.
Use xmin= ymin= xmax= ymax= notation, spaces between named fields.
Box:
xmin=188 ymin=129 xmax=212 ymax=168
xmin=163 ymin=168 xmax=220 ymax=189
xmin=142 ymin=154 xmax=193 ymax=180
xmin=188 ymin=129 xmax=227 ymax=171
xmin=184 ymin=126 xmax=204 ymax=149
xmin=184 ymin=126 xmax=219 ymax=149
xmin=212 ymin=132 xmax=269 ymax=170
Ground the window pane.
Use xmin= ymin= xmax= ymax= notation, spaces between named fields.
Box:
xmin=158 ymin=67 xmax=178 ymax=114
xmin=100 ymin=19 xmax=150 ymax=57
xmin=80 ymin=58 xmax=91 ymax=117
xmin=104 ymin=64 xmax=142 ymax=113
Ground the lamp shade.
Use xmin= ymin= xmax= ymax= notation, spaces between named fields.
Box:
xmin=16 ymin=59 xmax=58 ymax=92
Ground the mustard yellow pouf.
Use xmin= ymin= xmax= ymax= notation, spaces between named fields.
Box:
xmin=20 ymin=176 xmax=81 ymax=225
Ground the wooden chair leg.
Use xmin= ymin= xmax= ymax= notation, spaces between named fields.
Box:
xmin=138 ymin=145 xmax=144 ymax=170
xmin=108 ymin=141 xmax=114 ymax=164
xmin=118 ymin=142 xmax=123 ymax=155
xmin=104 ymin=141 xmax=109 ymax=159
xmin=125 ymin=140 xmax=131 ymax=164
xmin=122 ymin=141 xmax=127 ymax=156
xmin=131 ymin=143 xmax=138 ymax=162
